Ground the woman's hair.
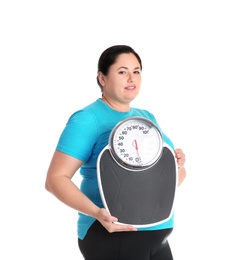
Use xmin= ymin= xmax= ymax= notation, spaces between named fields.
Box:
xmin=97 ymin=45 xmax=142 ymax=91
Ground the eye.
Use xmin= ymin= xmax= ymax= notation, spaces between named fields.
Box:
xmin=119 ymin=70 xmax=126 ymax=75
xmin=134 ymin=70 xmax=141 ymax=74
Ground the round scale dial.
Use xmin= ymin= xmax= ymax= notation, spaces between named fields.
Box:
xmin=109 ymin=117 xmax=163 ymax=170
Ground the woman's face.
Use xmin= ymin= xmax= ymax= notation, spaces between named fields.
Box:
xmin=100 ymin=53 xmax=142 ymax=106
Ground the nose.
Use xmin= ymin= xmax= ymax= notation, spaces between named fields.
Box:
xmin=127 ymin=73 xmax=134 ymax=83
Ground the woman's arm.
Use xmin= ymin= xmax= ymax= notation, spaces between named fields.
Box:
xmin=45 ymin=150 xmax=100 ymax=216
xmin=45 ymin=150 xmax=136 ymax=232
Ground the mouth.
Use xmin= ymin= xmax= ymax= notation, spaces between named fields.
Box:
xmin=125 ymin=86 xmax=136 ymax=90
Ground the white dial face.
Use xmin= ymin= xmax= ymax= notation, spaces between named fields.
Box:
xmin=110 ymin=117 xmax=163 ymax=169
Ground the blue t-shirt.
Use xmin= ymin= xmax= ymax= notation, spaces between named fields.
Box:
xmin=56 ymin=99 xmax=175 ymax=240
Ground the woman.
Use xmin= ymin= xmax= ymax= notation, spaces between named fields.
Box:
xmin=45 ymin=45 xmax=186 ymax=260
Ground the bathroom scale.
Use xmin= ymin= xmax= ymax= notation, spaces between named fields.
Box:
xmin=97 ymin=116 xmax=178 ymax=227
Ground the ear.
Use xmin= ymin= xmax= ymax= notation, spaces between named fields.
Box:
xmin=97 ymin=72 xmax=106 ymax=87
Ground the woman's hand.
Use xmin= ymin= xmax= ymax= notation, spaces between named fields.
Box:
xmin=174 ymin=148 xmax=185 ymax=168
xmin=174 ymin=148 xmax=186 ymax=186
xmin=96 ymin=208 xmax=137 ymax=233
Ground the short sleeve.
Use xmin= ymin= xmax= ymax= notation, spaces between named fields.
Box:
xmin=56 ymin=110 xmax=99 ymax=162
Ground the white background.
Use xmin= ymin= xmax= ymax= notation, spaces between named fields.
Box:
xmin=1 ymin=1 xmax=228 ymax=259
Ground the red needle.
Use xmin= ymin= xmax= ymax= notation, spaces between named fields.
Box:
xmin=134 ymin=139 xmax=138 ymax=151
xmin=134 ymin=140 xmax=141 ymax=161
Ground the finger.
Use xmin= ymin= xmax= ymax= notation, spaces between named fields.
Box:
xmin=111 ymin=222 xmax=137 ymax=232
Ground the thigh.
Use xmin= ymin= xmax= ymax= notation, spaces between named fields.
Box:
xmin=78 ymin=221 xmax=173 ymax=260
xmin=118 ymin=228 xmax=173 ymax=260
xmin=78 ymin=221 xmax=120 ymax=260
xmin=150 ymin=240 xmax=173 ymax=260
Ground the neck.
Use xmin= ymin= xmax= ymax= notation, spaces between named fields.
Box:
xmin=101 ymin=96 xmax=130 ymax=112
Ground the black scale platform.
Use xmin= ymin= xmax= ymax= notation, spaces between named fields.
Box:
xmin=97 ymin=145 xmax=177 ymax=227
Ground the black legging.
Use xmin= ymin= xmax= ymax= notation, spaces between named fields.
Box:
xmin=78 ymin=221 xmax=173 ymax=260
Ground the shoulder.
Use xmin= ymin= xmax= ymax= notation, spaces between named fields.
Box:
xmin=68 ymin=99 xmax=102 ymax=124
xmin=131 ymin=107 xmax=158 ymax=124
xmin=131 ymin=107 xmax=174 ymax=149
